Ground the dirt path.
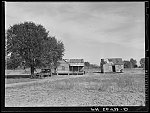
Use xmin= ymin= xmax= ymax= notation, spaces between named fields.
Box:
xmin=5 ymin=74 xmax=89 ymax=88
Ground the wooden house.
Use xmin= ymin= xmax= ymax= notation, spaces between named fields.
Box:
xmin=68 ymin=59 xmax=84 ymax=74
xmin=100 ymin=58 xmax=124 ymax=73
xmin=56 ymin=59 xmax=84 ymax=75
xmin=56 ymin=59 xmax=70 ymax=74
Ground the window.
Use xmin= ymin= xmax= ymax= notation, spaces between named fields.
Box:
xmin=62 ymin=66 xmax=65 ymax=70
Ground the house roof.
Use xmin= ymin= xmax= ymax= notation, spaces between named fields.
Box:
xmin=59 ymin=59 xmax=69 ymax=63
xmin=107 ymin=58 xmax=124 ymax=65
xmin=69 ymin=59 xmax=84 ymax=63
xmin=64 ymin=59 xmax=84 ymax=66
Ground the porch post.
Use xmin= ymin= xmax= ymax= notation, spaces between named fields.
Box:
xmin=77 ymin=66 xmax=79 ymax=75
xmin=72 ymin=66 xmax=73 ymax=75
xmin=68 ymin=67 xmax=69 ymax=75
xmin=57 ymin=68 xmax=58 ymax=75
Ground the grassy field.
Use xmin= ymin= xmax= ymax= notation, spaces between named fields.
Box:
xmin=5 ymin=78 xmax=38 ymax=84
xmin=5 ymin=68 xmax=145 ymax=107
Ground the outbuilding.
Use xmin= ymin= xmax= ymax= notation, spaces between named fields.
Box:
xmin=100 ymin=58 xmax=124 ymax=73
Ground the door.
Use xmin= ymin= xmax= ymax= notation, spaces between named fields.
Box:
xmin=112 ymin=65 xmax=116 ymax=72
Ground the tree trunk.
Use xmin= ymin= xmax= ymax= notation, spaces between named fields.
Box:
xmin=30 ymin=66 xmax=35 ymax=78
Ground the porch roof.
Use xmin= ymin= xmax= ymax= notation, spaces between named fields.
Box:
xmin=69 ymin=63 xmax=84 ymax=66
xmin=64 ymin=59 xmax=84 ymax=66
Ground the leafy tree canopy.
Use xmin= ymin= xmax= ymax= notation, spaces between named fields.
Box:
xmin=6 ymin=21 xmax=65 ymax=77
xmin=123 ymin=60 xmax=131 ymax=68
xmin=140 ymin=58 xmax=145 ymax=68
xmin=130 ymin=58 xmax=137 ymax=68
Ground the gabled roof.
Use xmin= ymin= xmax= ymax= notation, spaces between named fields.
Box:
xmin=58 ymin=59 xmax=69 ymax=64
xmin=107 ymin=58 xmax=124 ymax=65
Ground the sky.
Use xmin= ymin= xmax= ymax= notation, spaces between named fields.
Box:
xmin=5 ymin=2 xmax=145 ymax=65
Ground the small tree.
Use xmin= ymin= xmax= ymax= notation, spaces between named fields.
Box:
xmin=130 ymin=58 xmax=137 ymax=68
xmin=140 ymin=58 xmax=145 ymax=68
xmin=84 ymin=62 xmax=90 ymax=67
xmin=123 ymin=60 xmax=131 ymax=68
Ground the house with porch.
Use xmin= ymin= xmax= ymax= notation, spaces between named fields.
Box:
xmin=56 ymin=59 xmax=84 ymax=75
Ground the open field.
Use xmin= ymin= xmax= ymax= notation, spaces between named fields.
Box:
xmin=5 ymin=78 xmax=38 ymax=84
xmin=5 ymin=68 xmax=145 ymax=107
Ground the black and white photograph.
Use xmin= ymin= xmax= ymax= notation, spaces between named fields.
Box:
xmin=4 ymin=1 xmax=148 ymax=111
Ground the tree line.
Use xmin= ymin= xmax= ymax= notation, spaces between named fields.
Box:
xmin=5 ymin=21 xmax=65 ymax=78
xmin=84 ymin=58 xmax=145 ymax=69
xmin=84 ymin=62 xmax=100 ymax=69
xmin=123 ymin=58 xmax=145 ymax=68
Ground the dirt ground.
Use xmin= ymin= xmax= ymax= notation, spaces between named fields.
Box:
xmin=5 ymin=68 xmax=145 ymax=107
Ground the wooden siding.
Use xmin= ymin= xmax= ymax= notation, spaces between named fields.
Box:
xmin=57 ymin=60 xmax=69 ymax=73
xmin=103 ymin=64 xmax=112 ymax=72
xmin=115 ymin=65 xmax=124 ymax=72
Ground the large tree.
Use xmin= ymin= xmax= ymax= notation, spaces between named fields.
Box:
xmin=6 ymin=21 xmax=64 ymax=77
